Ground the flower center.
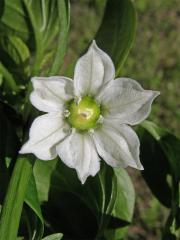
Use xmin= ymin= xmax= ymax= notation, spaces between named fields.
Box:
xmin=66 ymin=96 xmax=101 ymax=130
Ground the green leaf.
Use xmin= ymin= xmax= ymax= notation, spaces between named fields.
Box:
xmin=48 ymin=0 xmax=70 ymax=75
xmin=112 ymin=168 xmax=135 ymax=222
xmin=103 ymin=168 xmax=135 ymax=240
xmin=25 ymin=174 xmax=44 ymax=240
xmin=0 ymin=101 xmax=20 ymax=201
xmin=96 ymin=0 xmax=136 ymax=75
xmin=0 ymin=35 xmax=30 ymax=65
xmin=1 ymin=0 xmax=70 ymax=77
xmin=0 ymin=0 xmax=29 ymax=40
xmin=33 ymin=160 xmax=135 ymax=239
xmin=104 ymin=227 xmax=127 ymax=240
xmin=23 ymin=0 xmax=70 ymax=75
xmin=33 ymin=159 xmax=57 ymax=202
xmin=0 ymin=35 xmax=30 ymax=76
xmin=139 ymin=120 xmax=180 ymax=238
xmin=42 ymin=233 xmax=63 ymax=240
xmin=0 ymin=156 xmax=33 ymax=240
xmin=0 ymin=62 xmax=18 ymax=91
xmin=64 ymin=0 xmax=136 ymax=78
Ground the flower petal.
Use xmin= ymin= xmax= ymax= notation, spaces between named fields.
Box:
xmin=19 ymin=113 xmax=70 ymax=160
xmin=30 ymin=76 xmax=73 ymax=112
xmin=92 ymin=41 xmax=115 ymax=82
xmin=73 ymin=41 xmax=115 ymax=97
xmin=56 ymin=131 xmax=100 ymax=184
xmin=97 ymin=78 xmax=160 ymax=125
xmin=93 ymin=122 xmax=143 ymax=170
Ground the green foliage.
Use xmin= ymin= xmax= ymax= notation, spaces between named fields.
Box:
xmin=42 ymin=233 xmax=63 ymax=240
xmin=0 ymin=0 xmax=70 ymax=239
xmin=24 ymin=174 xmax=44 ymax=240
xmin=0 ymin=0 xmax=70 ymax=107
xmin=139 ymin=121 xmax=180 ymax=239
xmin=0 ymin=156 xmax=33 ymax=240
xmin=65 ymin=0 xmax=136 ymax=78
xmin=96 ymin=0 xmax=136 ymax=75
xmin=33 ymin=160 xmax=135 ymax=239
xmin=0 ymin=0 xmax=179 ymax=239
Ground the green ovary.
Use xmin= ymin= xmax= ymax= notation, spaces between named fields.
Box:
xmin=66 ymin=96 xmax=101 ymax=130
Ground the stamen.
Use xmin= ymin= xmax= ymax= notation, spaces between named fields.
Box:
xmin=97 ymin=115 xmax=104 ymax=124
xmin=63 ymin=127 xmax=72 ymax=134
xmin=89 ymin=129 xmax=95 ymax=134
xmin=74 ymin=96 xmax=81 ymax=105
xmin=64 ymin=109 xmax=70 ymax=118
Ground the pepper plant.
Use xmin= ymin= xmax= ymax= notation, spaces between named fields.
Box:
xmin=0 ymin=0 xmax=179 ymax=240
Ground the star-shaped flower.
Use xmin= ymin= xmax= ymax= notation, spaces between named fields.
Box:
xmin=20 ymin=41 xmax=159 ymax=183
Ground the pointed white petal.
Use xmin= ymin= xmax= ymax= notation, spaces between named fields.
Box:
xmin=19 ymin=113 xmax=70 ymax=160
xmin=73 ymin=41 xmax=115 ymax=96
xmin=30 ymin=76 xmax=73 ymax=112
xmin=56 ymin=131 xmax=100 ymax=184
xmin=97 ymin=78 xmax=160 ymax=125
xmin=93 ymin=122 xmax=143 ymax=170
xmin=92 ymin=41 xmax=115 ymax=82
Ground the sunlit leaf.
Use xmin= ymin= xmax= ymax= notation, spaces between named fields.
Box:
xmin=103 ymin=168 xmax=135 ymax=239
xmin=0 ymin=156 xmax=33 ymax=240
xmin=42 ymin=233 xmax=63 ymax=240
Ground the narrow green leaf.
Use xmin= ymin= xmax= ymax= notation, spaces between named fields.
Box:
xmin=48 ymin=0 xmax=70 ymax=75
xmin=0 ymin=35 xmax=30 ymax=78
xmin=0 ymin=156 xmax=33 ymax=240
xmin=42 ymin=233 xmax=63 ymax=240
xmin=22 ymin=0 xmax=44 ymax=75
xmin=22 ymin=0 xmax=70 ymax=75
xmin=0 ymin=0 xmax=29 ymax=40
xmin=0 ymin=35 xmax=30 ymax=65
xmin=96 ymin=0 xmax=136 ymax=75
xmin=0 ymin=62 xmax=18 ymax=91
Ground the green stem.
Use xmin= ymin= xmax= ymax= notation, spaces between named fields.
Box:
xmin=0 ymin=156 xmax=33 ymax=240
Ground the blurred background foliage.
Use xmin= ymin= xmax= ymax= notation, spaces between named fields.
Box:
xmin=64 ymin=0 xmax=180 ymax=239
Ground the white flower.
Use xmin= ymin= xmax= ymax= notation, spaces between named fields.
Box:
xmin=19 ymin=41 xmax=160 ymax=184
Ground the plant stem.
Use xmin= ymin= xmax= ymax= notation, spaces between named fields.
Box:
xmin=0 ymin=156 xmax=33 ymax=240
